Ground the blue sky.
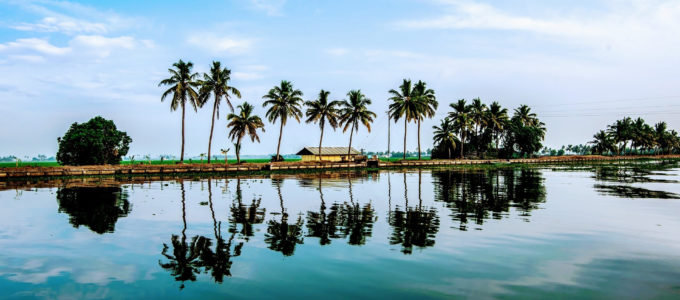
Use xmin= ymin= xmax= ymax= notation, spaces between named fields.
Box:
xmin=1 ymin=0 xmax=679 ymax=157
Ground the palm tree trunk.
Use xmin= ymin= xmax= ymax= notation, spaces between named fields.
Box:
xmin=460 ymin=131 xmax=465 ymax=158
xmin=276 ymin=121 xmax=284 ymax=160
xmin=417 ymin=119 xmax=421 ymax=160
xmin=181 ymin=104 xmax=186 ymax=163
xmin=318 ymin=122 xmax=324 ymax=162
xmin=347 ymin=123 xmax=355 ymax=158
xmin=207 ymin=96 xmax=219 ymax=164
xmin=403 ymin=118 xmax=408 ymax=159
xmin=236 ymin=137 xmax=242 ymax=164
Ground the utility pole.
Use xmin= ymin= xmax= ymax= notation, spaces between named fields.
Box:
xmin=387 ymin=111 xmax=391 ymax=159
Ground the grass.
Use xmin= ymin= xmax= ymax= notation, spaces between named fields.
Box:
xmin=0 ymin=158 xmax=302 ymax=168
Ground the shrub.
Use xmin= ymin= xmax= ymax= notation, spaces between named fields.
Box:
xmin=56 ymin=116 xmax=132 ymax=165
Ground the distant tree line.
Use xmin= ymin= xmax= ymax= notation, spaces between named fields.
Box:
xmin=431 ymin=99 xmax=546 ymax=159
xmin=589 ymin=117 xmax=680 ymax=155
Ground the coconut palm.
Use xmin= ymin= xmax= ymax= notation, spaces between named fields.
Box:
xmin=432 ymin=118 xmax=458 ymax=159
xmin=304 ymin=90 xmax=342 ymax=161
xmin=159 ymin=59 xmax=200 ymax=163
xmin=388 ymin=79 xmax=419 ymax=159
xmin=199 ymin=61 xmax=241 ymax=164
xmin=608 ymin=117 xmax=632 ymax=155
xmin=448 ymin=99 xmax=472 ymax=158
xmin=513 ymin=105 xmax=540 ymax=127
xmin=486 ymin=101 xmax=508 ymax=153
xmin=339 ymin=90 xmax=377 ymax=157
xmin=227 ymin=102 xmax=265 ymax=164
xmin=470 ymin=98 xmax=487 ymax=137
xmin=412 ymin=80 xmax=438 ymax=160
xmin=590 ymin=130 xmax=615 ymax=155
xmin=262 ymin=80 xmax=304 ymax=161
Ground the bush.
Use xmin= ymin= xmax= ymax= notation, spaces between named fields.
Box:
xmin=56 ymin=116 xmax=132 ymax=165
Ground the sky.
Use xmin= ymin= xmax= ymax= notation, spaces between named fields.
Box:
xmin=1 ymin=0 xmax=679 ymax=158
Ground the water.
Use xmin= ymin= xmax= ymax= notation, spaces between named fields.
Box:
xmin=1 ymin=162 xmax=680 ymax=299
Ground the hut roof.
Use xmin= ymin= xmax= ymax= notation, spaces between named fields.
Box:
xmin=296 ymin=147 xmax=360 ymax=156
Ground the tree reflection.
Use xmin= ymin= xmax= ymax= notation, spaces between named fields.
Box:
xmin=389 ymin=171 xmax=440 ymax=254
xmin=56 ymin=186 xmax=131 ymax=234
xmin=229 ymin=179 xmax=266 ymax=240
xmin=200 ymin=179 xmax=244 ymax=283
xmin=337 ymin=177 xmax=375 ymax=246
xmin=265 ymin=179 xmax=304 ymax=256
xmin=306 ymin=176 xmax=342 ymax=245
xmin=432 ymin=168 xmax=546 ymax=230
xmin=159 ymin=181 xmax=205 ymax=289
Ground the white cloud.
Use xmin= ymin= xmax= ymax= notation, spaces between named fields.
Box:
xmin=71 ymin=35 xmax=135 ymax=49
xmin=326 ymin=48 xmax=349 ymax=56
xmin=8 ymin=55 xmax=46 ymax=63
xmin=248 ymin=0 xmax=286 ymax=16
xmin=398 ymin=0 xmax=680 ymax=60
xmin=0 ymin=38 xmax=70 ymax=55
xmin=12 ymin=16 xmax=108 ymax=34
xmin=186 ymin=34 xmax=253 ymax=54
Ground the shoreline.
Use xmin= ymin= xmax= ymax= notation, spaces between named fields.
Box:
xmin=1 ymin=154 xmax=678 ymax=181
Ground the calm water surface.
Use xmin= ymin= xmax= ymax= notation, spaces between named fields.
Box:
xmin=1 ymin=162 xmax=680 ymax=299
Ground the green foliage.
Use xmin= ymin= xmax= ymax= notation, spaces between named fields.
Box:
xmin=227 ymin=102 xmax=265 ymax=163
xmin=56 ymin=116 xmax=132 ymax=165
xmin=589 ymin=117 xmax=680 ymax=155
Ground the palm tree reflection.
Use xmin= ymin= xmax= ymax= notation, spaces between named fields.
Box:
xmin=229 ymin=179 xmax=266 ymax=240
xmin=306 ymin=176 xmax=342 ymax=245
xmin=389 ymin=171 xmax=440 ymax=254
xmin=337 ymin=175 xmax=375 ymax=246
xmin=432 ymin=168 xmax=546 ymax=230
xmin=159 ymin=181 xmax=205 ymax=289
xmin=265 ymin=179 xmax=304 ymax=256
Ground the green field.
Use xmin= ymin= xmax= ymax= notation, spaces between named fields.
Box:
xmin=0 ymin=157 xmax=432 ymax=168
xmin=0 ymin=158 xmax=302 ymax=168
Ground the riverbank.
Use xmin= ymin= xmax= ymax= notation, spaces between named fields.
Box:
xmin=1 ymin=154 xmax=679 ymax=180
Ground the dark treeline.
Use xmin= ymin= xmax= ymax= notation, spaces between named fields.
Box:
xmin=432 ymin=99 xmax=546 ymax=159
xmin=590 ymin=117 xmax=680 ymax=155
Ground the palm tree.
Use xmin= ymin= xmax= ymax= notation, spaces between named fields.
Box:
xmin=263 ymin=80 xmax=304 ymax=161
xmin=448 ymin=99 xmax=472 ymax=158
xmin=339 ymin=90 xmax=377 ymax=157
xmin=513 ymin=105 xmax=539 ymax=127
xmin=412 ymin=80 xmax=438 ymax=160
xmin=227 ymin=102 xmax=265 ymax=164
xmin=432 ymin=118 xmax=458 ymax=159
xmin=159 ymin=59 xmax=200 ymax=163
xmin=486 ymin=101 xmax=508 ymax=153
xmin=470 ymin=98 xmax=487 ymax=138
xmin=388 ymin=79 xmax=419 ymax=159
xmin=199 ymin=61 xmax=241 ymax=164
xmin=590 ymin=130 xmax=614 ymax=155
xmin=608 ymin=117 xmax=632 ymax=155
xmin=304 ymin=90 xmax=341 ymax=161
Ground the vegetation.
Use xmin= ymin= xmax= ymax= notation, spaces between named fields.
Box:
xmin=339 ymin=90 xmax=376 ymax=156
xmin=588 ymin=117 xmax=680 ymax=155
xmin=159 ymin=59 xmax=200 ymax=163
xmin=56 ymin=116 xmax=132 ymax=165
xmin=263 ymin=80 xmax=304 ymax=161
xmin=432 ymin=100 xmax=546 ymax=159
xmin=199 ymin=61 xmax=241 ymax=163
xmin=388 ymin=79 xmax=420 ymax=160
xmin=227 ymin=102 xmax=265 ymax=164
xmin=304 ymin=90 xmax=341 ymax=161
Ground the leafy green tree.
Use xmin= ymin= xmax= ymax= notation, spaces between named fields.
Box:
xmin=339 ymin=90 xmax=377 ymax=157
xmin=227 ymin=102 xmax=265 ymax=164
xmin=503 ymin=106 xmax=546 ymax=157
xmin=388 ymin=79 xmax=419 ymax=159
xmin=159 ymin=59 xmax=200 ymax=163
xmin=470 ymin=98 xmax=487 ymax=138
xmin=412 ymin=80 xmax=438 ymax=160
xmin=56 ymin=116 xmax=132 ymax=165
xmin=199 ymin=61 xmax=241 ymax=163
xmin=304 ymin=90 xmax=341 ymax=161
xmin=262 ymin=80 xmax=304 ymax=161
